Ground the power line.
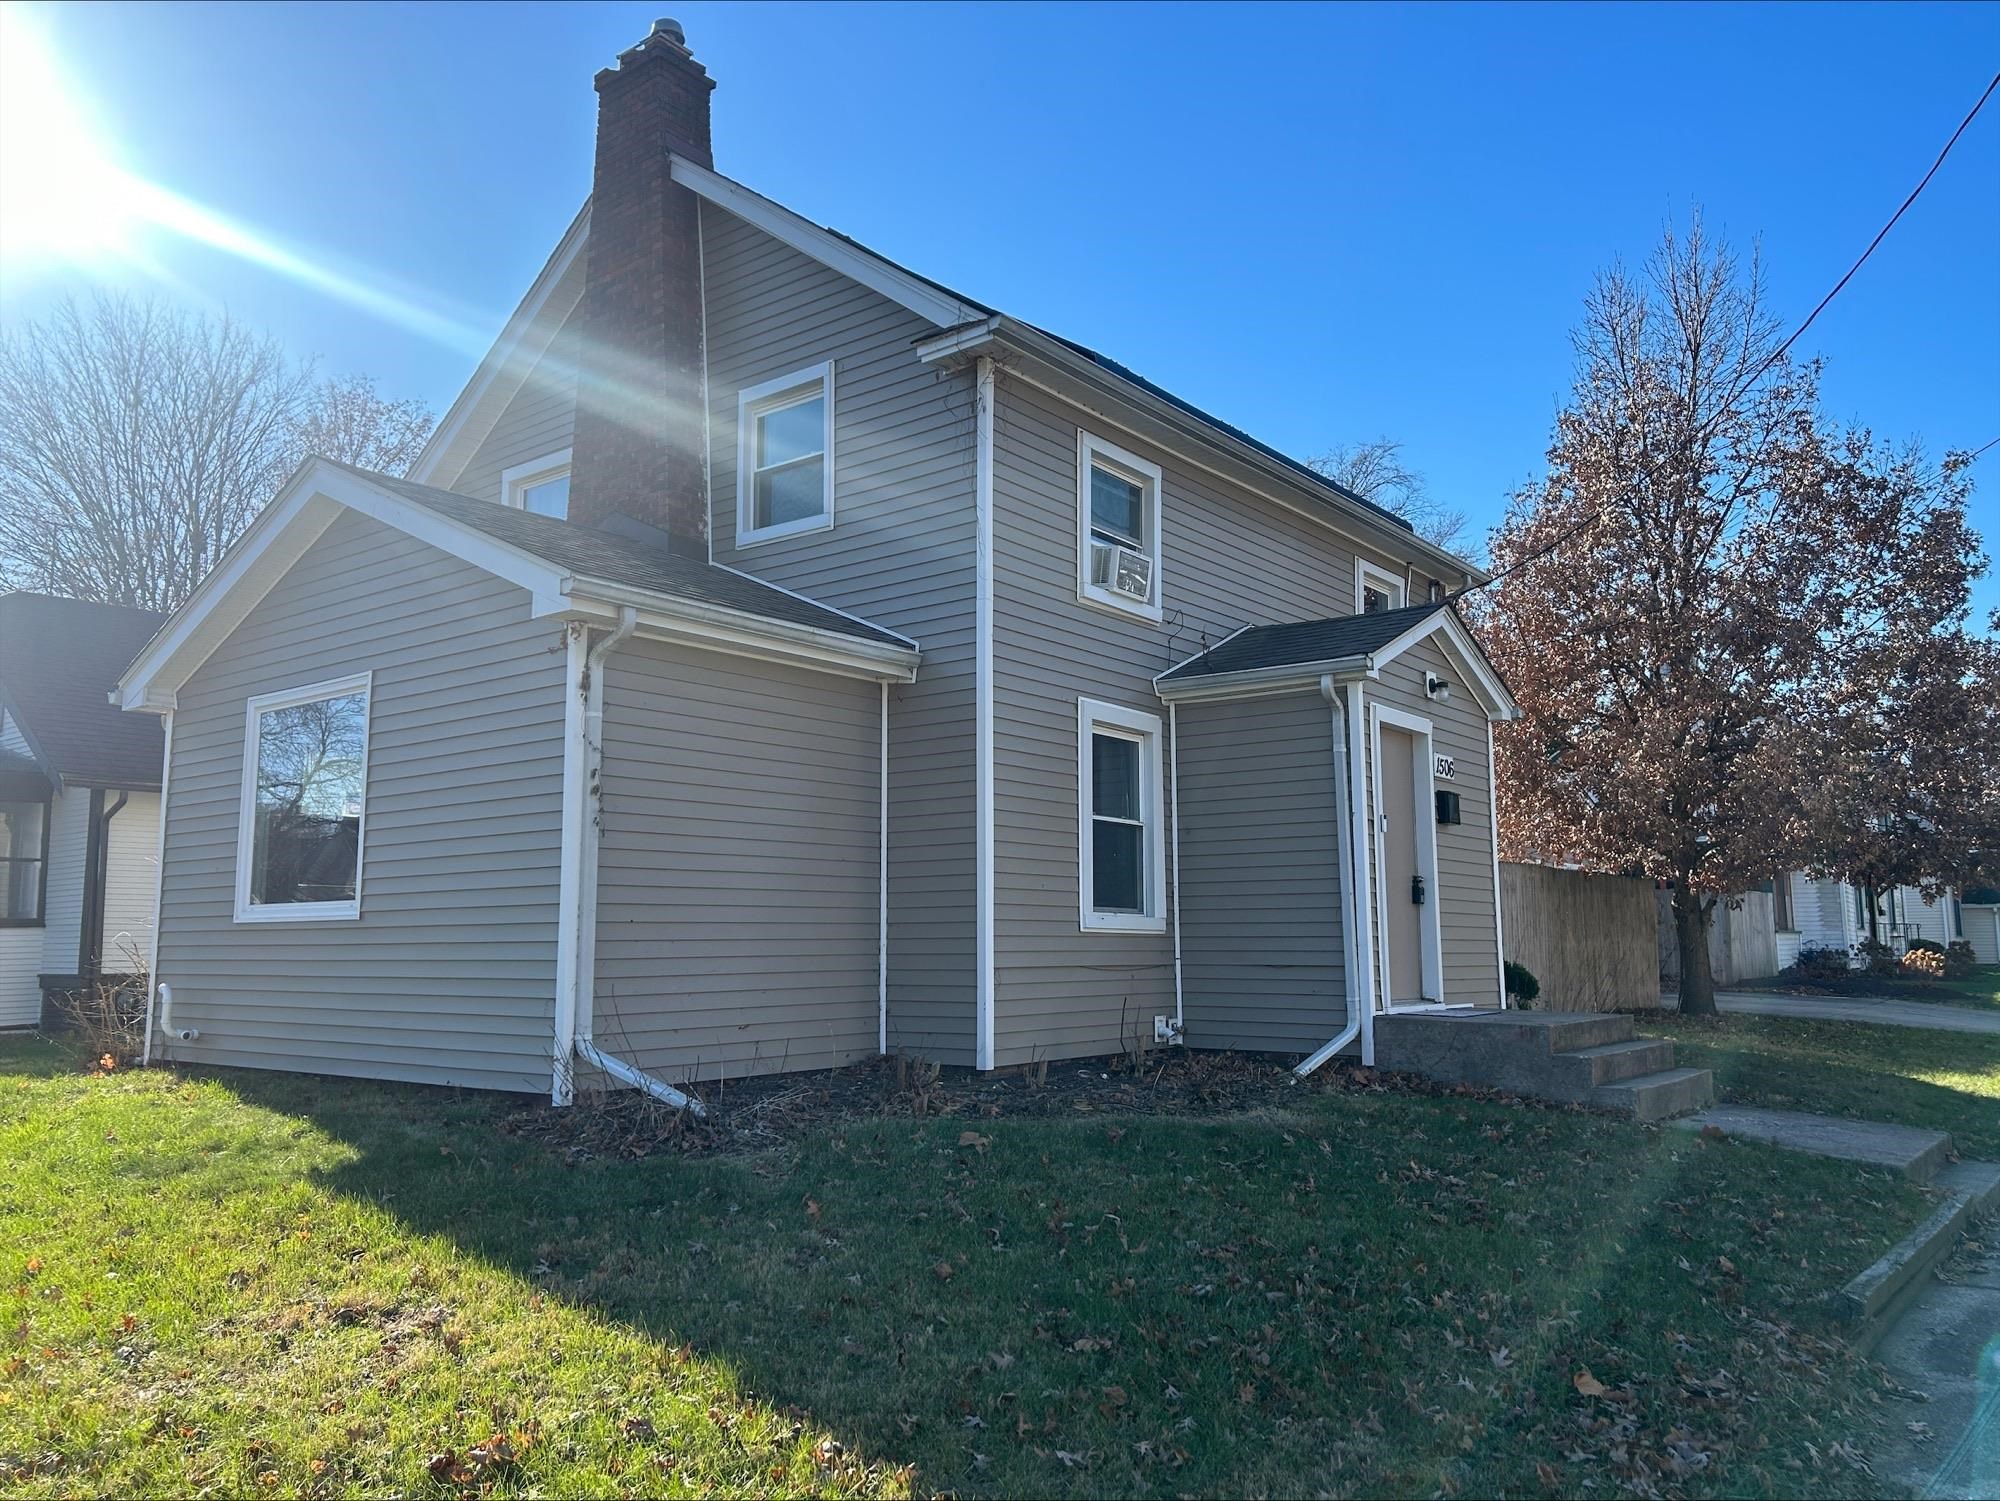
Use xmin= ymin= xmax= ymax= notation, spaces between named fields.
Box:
xmin=1965 ymin=435 xmax=2000 ymax=464
xmin=1471 ymin=68 xmax=2000 ymax=595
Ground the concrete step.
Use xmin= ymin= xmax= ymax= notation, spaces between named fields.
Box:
xmin=1568 ymin=1038 xmax=1677 ymax=1086
xmin=1677 ymin=1106 xmax=1956 ymax=1183
xmin=1594 ymin=1066 xmax=1714 ymax=1122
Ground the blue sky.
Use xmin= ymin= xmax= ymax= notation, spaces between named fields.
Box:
xmin=6 ymin=1 xmax=1998 ymax=617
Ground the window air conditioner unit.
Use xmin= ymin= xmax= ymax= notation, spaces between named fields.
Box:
xmin=1091 ymin=540 xmax=1153 ymax=602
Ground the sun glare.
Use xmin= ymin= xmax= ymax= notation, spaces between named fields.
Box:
xmin=0 ymin=4 xmax=139 ymax=264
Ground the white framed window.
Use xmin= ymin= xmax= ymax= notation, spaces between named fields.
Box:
xmin=736 ymin=361 xmax=834 ymax=545
xmin=1077 ymin=698 xmax=1166 ymax=932
xmin=500 ymin=449 xmax=572 ymax=519
xmin=234 ymin=674 xmax=372 ymax=923
xmin=1357 ymin=559 xmax=1404 ymax=615
xmin=1076 ymin=431 xmax=1163 ymax=622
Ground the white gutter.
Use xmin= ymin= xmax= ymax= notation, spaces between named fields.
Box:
xmin=973 ymin=355 xmax=996 ymax=1071
xmin=141 ymin=709 xmax=173 ymax=1067
xmin=1166 ymin=702 xmax=1186 ymax=1043
xmin=1295 ymin=680 xmax=1367 ymax=1075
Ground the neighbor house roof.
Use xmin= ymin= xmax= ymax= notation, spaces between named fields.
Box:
xmin=0 ymin=592 xmax=167 ymax=789
xmin=1158 ymin=603 xmax=1449 ymax=682
xmin=327 ymin=463 xmax=912 ymax=648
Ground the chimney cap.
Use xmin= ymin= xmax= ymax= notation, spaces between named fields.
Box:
xmin=650 ymin=17 xmax=686 ymax=46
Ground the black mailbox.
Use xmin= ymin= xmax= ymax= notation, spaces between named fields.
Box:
xmin=1435 ymin=789 xmax=1462 ymax=825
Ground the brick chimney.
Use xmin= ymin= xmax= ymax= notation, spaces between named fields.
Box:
xmin=566 ymin=18 xmax=714 ymax=552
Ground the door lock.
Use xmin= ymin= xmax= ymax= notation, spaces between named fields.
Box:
xmin=1411 ymin=874 xmax=1427 ymax=906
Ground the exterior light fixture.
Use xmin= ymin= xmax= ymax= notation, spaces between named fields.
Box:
xmin=1425 ymin=672 xmax=1452 ymax=701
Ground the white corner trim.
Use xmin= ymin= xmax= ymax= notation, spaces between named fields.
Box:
xmin=1355 ymin=558 xmax=1405 ymax=613
xmin=411 ymin=202 xmax=590 ymax=489
xmin=1076 ymin=697 xmax=1168 ymax=935
xmin=1295 ymin=681 xmax=1366 ymax=1076
xmin=141 ymin=708 xmax=173 ymax=1068
xmin=669 ymin=157 xmax=986 ymax=329
xmin=878 ymin=680 xmax=890 ymax=1056
xmin=698 ymin=196 xmax=714 ymax=566
xmin=499 ymin=448 xmax=573 ymax=512
xmin=735 ymin=361 xmax=835 ymax=547
xmin=1344 ymin=681 xmax=1377 ymax=1063
xmin=974 ymin=356 xmax=996 ymax=1071
xmin=1167 ymin=701 xmax=1184 ymax=1036
xmin=1076 ymin=429 xmax=1165 ymax=624
xmin=231 ymin=672 xmax=373 ymax=925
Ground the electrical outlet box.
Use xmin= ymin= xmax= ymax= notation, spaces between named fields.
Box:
xmin=1153 ymin=1015 xmax=1184 ymax=1044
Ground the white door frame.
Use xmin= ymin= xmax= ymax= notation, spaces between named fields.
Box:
xmin=1370 ymin=704 xmax=1444 ymax=1009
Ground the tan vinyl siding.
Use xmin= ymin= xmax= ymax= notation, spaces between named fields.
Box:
xmin=153 ymin=510 xmax=566 ymax=1093
xmin=1176 ymin=693 xmax=1346 ymax=1054
xmin=703 ymin=205 xmax=977 ymax=1063
xmin=988 ymin=377 xmax=1421 ymax=1065
xmin=454 ymin=310 xmax=582 ymax=506
xmin=591 ymin=638 xmax=880 ymax=1083
xmin=1366 ymin=639 xmax=1502 ymax=1006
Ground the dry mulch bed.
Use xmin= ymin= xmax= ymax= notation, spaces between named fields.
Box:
xmin=501 ymin=1047 xmax=1558 ymax=1162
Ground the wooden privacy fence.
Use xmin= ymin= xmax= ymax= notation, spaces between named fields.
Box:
xmin=1499 ymin=862 xmax=1659 ymax=1012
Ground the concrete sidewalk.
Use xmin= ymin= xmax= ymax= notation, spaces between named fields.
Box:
xmin=1661 ymin=989 xmax=2000 ymax=1035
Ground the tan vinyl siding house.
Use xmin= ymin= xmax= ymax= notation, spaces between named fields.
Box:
xmin=119 ymin=22 xmax=1519 ymax=1101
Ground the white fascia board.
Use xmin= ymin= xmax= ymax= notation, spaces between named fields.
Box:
xmin=118 ymin=459 xmax=575 ymax=713
xmin=1154 ymin=656 xmax=1372 ymax=705
xmin=917 ymin=319 xmax=1488 ymax=588
xmin=668 ymin=158 xmax=989 ymax=330
xmin=409 ymin=203 xmax=591 ymax=489
xmin=571 ymin=580 xmax=920 ymax=684
xmin=1370 ymin=610 xmax=1520 ymax=721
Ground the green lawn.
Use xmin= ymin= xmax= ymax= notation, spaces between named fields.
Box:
xmin=1640 ymin=1014 xmax=2000 ymax=1158
xmin=0 ymin=1034 xmax=1938 ymax=1499
xmin=1938 ymin=964 xmax=2000 ymax=1010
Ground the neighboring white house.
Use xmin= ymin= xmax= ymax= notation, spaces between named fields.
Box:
xmin=1771 ymin=871 xmax=1962 ymax=970
xmin=0 ymin=593 xmax=166 ymax=1028
xmin=1962 ymin=890 xmax=2000 ymax=966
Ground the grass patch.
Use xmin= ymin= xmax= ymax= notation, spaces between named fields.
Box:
xmin=1641 ymin=1015 xmax=2000 ymax=1158
xmin=0 ymin=1035 xmax=1932 ymax=1498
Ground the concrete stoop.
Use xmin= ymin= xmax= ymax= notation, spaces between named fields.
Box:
xmin=1372 ymin=1009 xmax=1715 ymax=1120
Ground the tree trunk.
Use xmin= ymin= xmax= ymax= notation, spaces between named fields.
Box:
xmin=1673 ymin=882 xmax=1718 ymax=1016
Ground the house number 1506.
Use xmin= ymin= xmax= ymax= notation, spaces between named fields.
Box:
xmin=1434 ymin=754 xmax=1456 ymax=780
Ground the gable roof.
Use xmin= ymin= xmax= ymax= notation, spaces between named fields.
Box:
xmin=1158 ymin=603 xmax=1447 ymax=682
xmin=0 ymin=592 xmax=166 ymax=788
xmin=117 ymin=459 xmax=920 ymax=715
xmin=1154 ymin=601 xmax=1518 ymax=721
xmin=411 ymin=158 xmax=1484 ymax=585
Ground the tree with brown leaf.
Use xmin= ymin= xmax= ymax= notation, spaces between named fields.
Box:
xmin=1479 ymin=216 xmax=1994 ymax=1014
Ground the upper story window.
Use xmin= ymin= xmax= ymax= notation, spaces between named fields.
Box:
xmin=1358 ymin=559 xmax=1404 ymax=615
xmin=737 ymin=361 xmax=834 ymax=545
xmin=236 ymin=675 xmax=371 ymax=923
xmin=1076 ymin=431 xmax=1163 ymax=622
xmin=501 ymin=449 xmax=572 ymax=519
xmin=1077 ymin=698 xmax=1166 ymax=933
xmin=0 ymin=797 xmax=48 ymax=925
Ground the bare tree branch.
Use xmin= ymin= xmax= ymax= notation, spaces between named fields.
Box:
xmin=1306 ymin=437 xmax=1469 ymax=552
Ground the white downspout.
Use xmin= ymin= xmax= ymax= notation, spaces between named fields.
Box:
xmin=561 ymin=608 xmax=701 ymax=1116
xmin=973 ymin=355 xmax=996 ymax=1070
xmin=1488 ymin=719 xmax=1509 ymax=1009
xmin=1297 ymin=679 xmax=1365 ymax=1075
xmin=551 ymin=624 xmax=591 ymax=1104
xmin=142 ymin=708 xmax=173 ymax=1066
xmin=878 ymin=679 xmax=889 ymax=1054
xmin=1348 ymin=680 xmax=1377 ymax=1064
xmin=1167 ymin=701 xmax=1185 ymax=1042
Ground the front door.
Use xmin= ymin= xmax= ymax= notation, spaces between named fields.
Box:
xmin=1379 ymin=725 xmax=1427 ymax=1004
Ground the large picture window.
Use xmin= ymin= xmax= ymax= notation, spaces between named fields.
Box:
xmin=0 ymin=798 xmax=48 ymax=924
xmin=235 ymin=675 xmax=371 ymax=922
xmin=1077 ymin=698 xmax=1166 ymax=932
xmin=737 ymin=362 xmax=834 ymax=544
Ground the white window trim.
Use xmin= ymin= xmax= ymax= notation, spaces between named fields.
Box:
xmin=1076 ymin=430 xmax=1165 ymax=623
xmin=1077 ymin=697 xmax=1167 ymax=933
xmin=1356 ymin=558 xmax=1405 ymax=614
xmin=736 ymin=361 xmax=834 ymax=547
xmin=500 ymin=448 xmax=572 ymax=514
xmin=233 ymin=672 xmax=373 ymax=924
xmin=1370 ymin=703 xmax=1443 ymax=1005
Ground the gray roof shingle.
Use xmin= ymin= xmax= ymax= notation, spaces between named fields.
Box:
xmin=0 ymin=592 xmax=167 ymax=787
xmin=1160 ymin=603 xmax=1447 ymax=682
xmin=327 ymin=462 xmax=912 ymax=649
